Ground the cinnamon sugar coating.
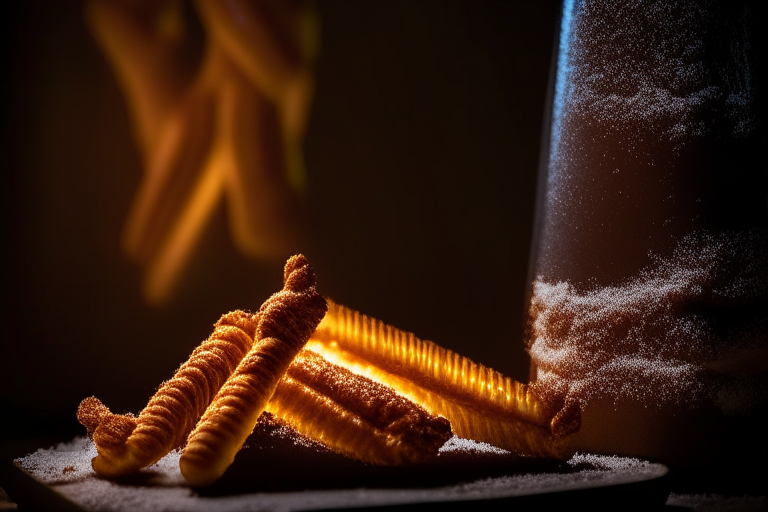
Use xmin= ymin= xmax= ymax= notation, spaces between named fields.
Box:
xmin=309 ymin=300 xmax=577 ymax=460
xmin=77 ymin=397 xmax=137 ymax=462
xmin=180 ymin=254 xmax=327 ymax=486
xmin=77 ymin=309 xmax=258 ymax=478
xmin=77 ymin=396 xmax=112 ymax=436
xmin=78 ymin=253 xmax=570 ymax=484
xmin=268 ymin=349 xmax=452 ymax=466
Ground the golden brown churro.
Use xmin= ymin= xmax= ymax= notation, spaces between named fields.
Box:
xmin=267 ymin=349 xmax=452 ymax=466
xmin=79 ymin=254 xmax=575 ymax=485
xmin=77 ymin=309 xmax=258 ymax=478
xmin=307 ymin=300 xmax=578 ymax=459
xmin=179 ymin=254 xmax=327 ymax=486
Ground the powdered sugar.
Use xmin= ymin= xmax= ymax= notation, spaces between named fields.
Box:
xmin=527 ymin=229 xmax=768 ymax=416
xmin=14 ymin=437 xmax=97 ymax=485
xmin=438 ymin=436 xmax=509 ymax=456
xmin=14 ymin=437 xmax=667 ymax=512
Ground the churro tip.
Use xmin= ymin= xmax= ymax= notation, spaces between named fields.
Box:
xmin=77 ymin=396 xmax=111 ymax=437
xmin=550 ymin=400 xmax=582 ymax=438
xmin=284 ymin=254 xmax=316 ymax=292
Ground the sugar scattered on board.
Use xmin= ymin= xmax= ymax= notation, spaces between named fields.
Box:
xmin=14 ymin=436 xmax=668 ymax=512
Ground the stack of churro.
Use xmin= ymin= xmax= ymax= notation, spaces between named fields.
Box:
xmin=78 ymin=254 xmax=575 ymax=486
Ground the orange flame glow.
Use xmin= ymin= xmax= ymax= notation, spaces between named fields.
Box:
xmin=305 ymin=300 xmax=578 ymax=460
xmin=87 ymin=0 xmax=319 ymax=305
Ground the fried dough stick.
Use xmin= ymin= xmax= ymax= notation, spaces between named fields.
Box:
xmin=180 ymin=254 xmax=327 ymax=486
xmin=77 ymin=310 xmax=258 ymax=478
xmin=308 ymin=300 xmax=579 ymax=460
xmin=268 ymin=349 xmax=452 ymax=466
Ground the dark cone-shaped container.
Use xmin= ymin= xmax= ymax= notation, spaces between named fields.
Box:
xmin=526 ymin=0 xmax=768 ymax=480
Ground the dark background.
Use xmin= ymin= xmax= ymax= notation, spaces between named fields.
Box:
xmin=1 ymin=1 xmax=560 ymax=443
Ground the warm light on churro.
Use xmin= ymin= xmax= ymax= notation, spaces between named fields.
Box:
xmin=267 ymin=349 xmax=452 ymax=466
xmin=77 ymin=309 xmax=258 ymax=478
xmin=308 ymin=300 xmax=578 ymax=459
xmin=180 ymin=254 xmax=327 ymax=486
xmin=78 ymin=254 xmax=579 ymax=487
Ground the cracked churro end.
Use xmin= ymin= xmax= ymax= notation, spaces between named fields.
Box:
xmin=77 ymin=397 xmax=139 ymax=477
xmin=180 ymin=254 xmax=327 ymax=487
xmin=308 ymin=299 xmax=577 ymax=460
xmin=255 ymin=255 xmax=328 ymax=347
xmin=268 ymin=349 xmax=452 ymax=466
xmin=77 ymin=309 xmax=259 ymax=478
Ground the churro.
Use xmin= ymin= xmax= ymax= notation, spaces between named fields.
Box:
xmin=267 ymin=349 xmax=452 ymax=466
xmin=179 ymin=254 xmax=327 ymax=486
xmin=79 ymin=253 xmax=575 ymax=485
xmin=308 ymin=300 xmax=577 ymax=459
xmin=77 ymin=309 xmax=258 ymax=478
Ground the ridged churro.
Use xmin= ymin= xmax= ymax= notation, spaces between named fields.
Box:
xmin=77 ymin=309 xmax=258 ymax=478
xmin=308 ymin=300 xmax=578 ymax=459
xmin=79 ymin=252 xmax=576 ymax=486
xmin=267 ymin=349 xmax=452 ymax=466
xmin=179 ymin=254 xmax=327 ymax=486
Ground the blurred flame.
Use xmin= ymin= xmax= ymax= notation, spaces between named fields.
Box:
xmin=144 ymin=146 xmax=225 ymax=304
xmin=87 ymin=0 xmax=319 ymax=305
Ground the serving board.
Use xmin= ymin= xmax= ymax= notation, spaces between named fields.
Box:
xmin=8 ymin=431 xmax=669 ymax=511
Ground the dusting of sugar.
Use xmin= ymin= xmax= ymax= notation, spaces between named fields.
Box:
xmin=14 ymin=437 xmax=187 ymax=488
xmin=253 ymin=411 xmax=331 ymax=453
xmin=438 ymin=436 xmax=510 ymax=456
xmin=539 ymin=0 xmax=766 ymax=288
xmin=551 ymin=0 xmax=758 ymax=170
xmin=567 ymin=452 xmax=657 ymax=474
xmin=14 ymin=437 xmax=97 ymax=485
xmin=14 ymin=437 xmax=668 ymax=512
xmin=527 ymin=229 xmax=768 ymax=415
xmin=268 ymin=422 xmax=319 ymax=450
xmin=666 ymin=493 xmax=768 ymax=512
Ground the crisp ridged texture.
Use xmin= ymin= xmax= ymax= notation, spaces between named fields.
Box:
xmin=180 ymin=254 xmax=327 ymax=486
xmin=267 ymin=349 xmax=452 ymax=466
xmin=309 ymin=299 xmax=578 ymax=459
xmin=77 ymin=309 xmax=258 ymax=478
